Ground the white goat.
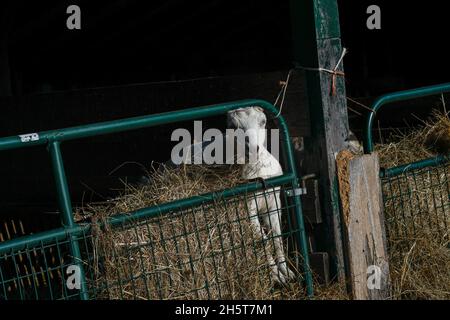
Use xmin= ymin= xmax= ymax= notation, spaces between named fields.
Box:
xmin=227 ymin=107 xmax=296 ymax=285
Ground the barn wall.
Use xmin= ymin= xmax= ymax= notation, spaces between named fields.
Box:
xmin=0 ymin=70 xmax=309 ymax=206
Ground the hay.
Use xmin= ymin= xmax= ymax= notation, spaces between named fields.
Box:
xmin=336 ymin=150 xmax=356 ymax=227
xmin=388 ymin=235 xmax=450 ymax=300
xmin=375 ymin=110 xmax=450 ymax=300
xmin=76 ymin=164 xmax=310 ymax=300
xmin=377 ymin=109 xmax=450 ymax=168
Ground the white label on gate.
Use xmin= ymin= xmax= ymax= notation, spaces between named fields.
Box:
xmin=19 ymin=133 xmax=40 ymax=143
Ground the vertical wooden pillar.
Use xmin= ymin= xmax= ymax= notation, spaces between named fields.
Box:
xmin=290 ymin=0 xmax=350 ymax=281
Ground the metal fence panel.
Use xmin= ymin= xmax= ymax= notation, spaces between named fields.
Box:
xmin=1 ymin=182 xmax=308 ymax=300
xmin=381 ymin=159 xmax=450 ymax=246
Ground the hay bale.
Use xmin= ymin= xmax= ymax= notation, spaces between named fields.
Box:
xmin=76 ymin=164 xmax=307 ymax=300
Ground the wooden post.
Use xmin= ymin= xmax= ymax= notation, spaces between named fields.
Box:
xmin=290 ymin=0 xmax=350 ymax=280
xmin=337 ymin=151 xmax=391 ymax=300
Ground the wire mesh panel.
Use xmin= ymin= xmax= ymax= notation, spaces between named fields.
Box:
xmin=0 ymin=235 xmax=81 ymax=300
xmin=363 ymin=83 xmax=450 ymax=245
xmin=364 ymin=84 xmax=450 ymax=299
xmin=0 ymin=182 xmax=309 ymax=300
xmin=381 ymin=159 xmax=450 ymax=247
xmin=82 ymin=186 xmax=304 ymax=300
xmin=380 ymin=157 xmax=450 ymax=299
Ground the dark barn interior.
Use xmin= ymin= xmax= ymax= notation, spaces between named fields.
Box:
xmin=0 ymin=1 xmax=449 ymax=246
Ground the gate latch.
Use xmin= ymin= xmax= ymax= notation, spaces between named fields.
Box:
xmin=285 ymin=173 xmax=318 ymax=197
xmin=285 ymin=187 xmax=307 ymax=197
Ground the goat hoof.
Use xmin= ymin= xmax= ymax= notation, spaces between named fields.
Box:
xmin=271 ymin=271 xmax=288 ymax=286
xmin=280 ymin=266 xmax=296 ymax=281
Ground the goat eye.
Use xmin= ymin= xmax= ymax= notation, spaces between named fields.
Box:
xmin=260 ymin=119 xmax=266 ymax=126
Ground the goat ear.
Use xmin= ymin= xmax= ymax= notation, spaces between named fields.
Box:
xmin=254 ymin=106 xmax=264 ymax=113
xmin=231 ymin=108 xmax=245 ymax=113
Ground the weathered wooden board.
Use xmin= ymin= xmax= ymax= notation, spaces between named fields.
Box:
xmin=337 ymin=151 xmax=391 ymax=300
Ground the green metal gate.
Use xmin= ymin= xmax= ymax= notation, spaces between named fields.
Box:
xmin=364 ymin=83 xmax=450 ymax=247
xmin=0 ymin=99 xmax=313 ymax=300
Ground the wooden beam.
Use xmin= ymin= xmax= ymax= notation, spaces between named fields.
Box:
xmin=336 ymin=151 xmax=391 ymax=300
xmin=290 ymin=0 xmax=350 ymax=281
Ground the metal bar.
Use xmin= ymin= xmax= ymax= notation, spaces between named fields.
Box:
xmin=364 ymin=83 xmax=450 ymax=154
xmin=48 ymin=142 xmax=74 ymax=226
xmin=108 ymin=174 xmax=295 ymax=227
xmin=0 ymin=100 xmax=278 ymax=151
xmin=0 ymin=176 xmax=294 ymax=255
xmin=0 ymin=226 xmax=87 ymax=255
xmin=0 ymin=99 xmax=301 ymax=191
xmin=291 ymin=188 xmax=314 ymax=296
xmin=274 ymin=90 xmax=314 ymax=294
xmin=380 ymin=154 xmax=450 ymax=178
xmin=47 ymin=142 xmax=89 ymax=300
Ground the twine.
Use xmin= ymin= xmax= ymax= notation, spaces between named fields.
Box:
xmin=274 ymin=48 xmax=348 ymax=118
xmin=298 ymin=48 xmax=347 ymax=97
